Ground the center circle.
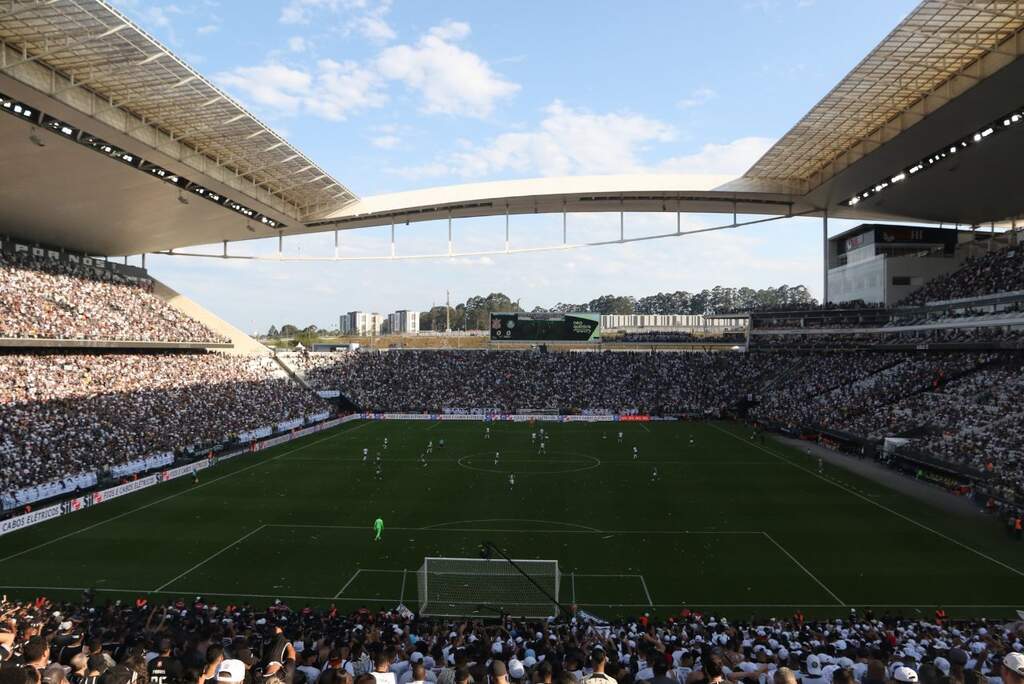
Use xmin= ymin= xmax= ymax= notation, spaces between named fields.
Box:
xmin=457 ymin=450 xmax=601 ymax=475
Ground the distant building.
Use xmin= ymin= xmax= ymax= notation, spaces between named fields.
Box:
xmin=345 ymin=311 xmax=384 ymax=336
xmin=389 ymin=309 xmax=420 ymax=334
xmin=826 ymin=224 xmax=975 ymax=305
xmin=338 ymin=314 xmax=352 ymax=334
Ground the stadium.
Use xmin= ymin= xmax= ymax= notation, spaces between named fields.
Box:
xmin=2 ymin=3 xmax=1024 ymax=684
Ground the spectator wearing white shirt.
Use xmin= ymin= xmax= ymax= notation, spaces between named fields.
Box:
xmin=371 ymin=652 xmax=397 ymax=684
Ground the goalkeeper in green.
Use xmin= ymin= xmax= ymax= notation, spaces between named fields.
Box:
xmin=373 ymin=517 xmax=384 ymax=542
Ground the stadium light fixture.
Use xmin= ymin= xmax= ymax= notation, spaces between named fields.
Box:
xmin=845 ymin=104 xmax=1024 ymax=207
xmin=0 ymin=87 xmax=287 ymax=231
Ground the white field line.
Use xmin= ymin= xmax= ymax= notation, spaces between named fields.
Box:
xmin=0 ymin=423 xmax=369 ymax=565
xmin=709 ymin=423 xmax=1024 ymax=579
xmin=155 ymin=525 xmax=266 ymax=592
xmin=638 ymin=424 xmax=651 ymax=432
xmin=1 ymin=585 xmax=1020 ymax=609
xmin=761 ymin=531 xmax=845 ymax=606
xmin=264 ymin=523 xmax=761 ymax=535
xmin=334 ymin=569 xmax=361 ymax=598
xmin=400 ymin=569 xmax=407 ymax=602
xmin=571 ymin=572 xmax=576 ymax=603
xmin=421 ymin=518 xmax=601 ymax=531
xmin=639 ymin=575 xmax=653 ymax=606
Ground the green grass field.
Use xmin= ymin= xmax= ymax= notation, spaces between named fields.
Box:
xmin=1 ymin=420 xmax=1022 ymax=620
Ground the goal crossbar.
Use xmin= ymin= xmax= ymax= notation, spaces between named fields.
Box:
xmin=417 ymin=556 xmax=560 ymax=618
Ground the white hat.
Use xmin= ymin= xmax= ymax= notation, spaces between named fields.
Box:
xmin=892 ymin=666 xmax=918 ymax=683
xmin=834 ymin=640 xmax=848 ymax=652
xmin=509 ymin=659 xmax=526 ymax=679
xmin=806 ymin=655 xmax=823 ymax=676
xmin=933 ymin=658 xmax=950 ymax=676
xmin=491 ymin=642 xmax=503 ymax=655
xmin=410 ymin=653 xmax=424 ymax=664
xmin=837 ymin=658 xmax=854 ymax=670
xmin=1004 ymin=653 xmax=1024 ymax=677
xmin=215 ymin=660 xmax=246 ymax=684
xmin=522 ymin=657 xmax=537 ymax=668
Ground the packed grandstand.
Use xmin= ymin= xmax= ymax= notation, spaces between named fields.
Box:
xmin=0 ymin=593 xmax=1023 ymax=684
xmin=2 ymin=233 xmax=1023 ymax=527
xmin=3 ymin=3 xmax=1024 ymax=684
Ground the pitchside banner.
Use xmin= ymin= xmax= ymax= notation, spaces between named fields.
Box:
xmin=0 ymin=416 xmax=353 ymax=537
xmin=357 ymin=412 xmax=636 ymax=423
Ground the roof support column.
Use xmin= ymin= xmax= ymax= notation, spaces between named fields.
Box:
xmin=391 ymin=220 xmax=396 ymax=258
xmin=822 ymin=210 xmax=829 ymax=305
xmin=619 ymin=200 xmax=624 ymax=242
xmin=447 ymin=210 xmax=453 ymax=257
xmin=505 ymin=203 xmax=510 ymax=253
xmin=278 ymin=232 xmax=283 ymax=257
xmin=222 ymin=240 xmax=227 ymax=258
xmin=562 ymin=201 xmax=567 ymax=244
xmin=334 ymin=230 xmax=338 ymax=258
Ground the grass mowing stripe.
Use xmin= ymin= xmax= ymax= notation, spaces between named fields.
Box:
xmin=0 ymin=585 xmax=1019 ymax=608
xmin=762 ymin=531 xmax=845 ymax=606
xmin=709 ymin=422 xmax=1024 ymax=579
xmin=154 ymin=525 xmax=266 ymax=592
xmin=0 ymin=423 xmax=367 ymax=565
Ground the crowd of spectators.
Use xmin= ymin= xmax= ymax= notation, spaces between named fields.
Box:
xmin=0 ymin=594 xmax=1021 ymax=684
xmin=294 ymin=350 xmax=770 ymax=416
xmin=0 ymin=352 xmax=329 ymax=502
xmin=0 ymin=251 xmax=228 ymax=343
xmin=899 ymin=247 xmax=1024 ymax=306
xmin=615 ymin=332 xmax=745 ymax=344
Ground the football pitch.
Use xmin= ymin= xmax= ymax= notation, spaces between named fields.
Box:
xmin=1 ymin=420 xmax=1022 ymax=619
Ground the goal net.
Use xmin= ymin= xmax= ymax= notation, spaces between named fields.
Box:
xmin=416 ymin=557 xmax=560 ymax=618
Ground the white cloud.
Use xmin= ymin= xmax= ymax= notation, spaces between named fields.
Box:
xmin=677 ymin=86 xmax=716 ymax=109
xmin=279 ymin=0 xmax=395 ymax=42
xmin=394 ymin=101 xmax=676 ymax=179
xmin=304 ymin=59 xmax=387 ymax=120
xmin=355 ymin=14 xmax=396 ymax=41
xmin=658 ymin=137 xmax=774 ymax=175
xmin=196 ymin=23 xmax=219 ymax=35
xmin=218 ymin=20 xmax=512 ymax=121
xmin=215 ymin=60 xmax=386 ymax=121
xmin=372 ymin=135 xmax=401 ymax=149
xmin=216 ymin=64 xmax=312 ymax=113
xmin=376 ymin=22 xmax=519 ymax=117
xmin=428 ymin=19 xmax=470 ymax=41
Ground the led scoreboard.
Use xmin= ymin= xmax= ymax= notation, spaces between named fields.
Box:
xmin=490 ymin=312 xmax=601 ymax=342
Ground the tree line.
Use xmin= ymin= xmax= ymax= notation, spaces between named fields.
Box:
xmin=263 ymin=284 xmax=815 ymax=337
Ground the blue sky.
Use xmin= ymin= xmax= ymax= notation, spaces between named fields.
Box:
xmin=112 ymin=0 xmax=919 ymax=333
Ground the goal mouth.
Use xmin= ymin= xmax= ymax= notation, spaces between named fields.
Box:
xmin=417 ymin=556 xmax=560 ymax=619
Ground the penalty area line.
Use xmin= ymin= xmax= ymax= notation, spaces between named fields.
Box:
xmin=154 ymin=525 xmax=266 ymax=592
xmin=334 ymin=569 xmax=361 ymax=598
xmin=709 ymin=423 xmax=1024 ymax=579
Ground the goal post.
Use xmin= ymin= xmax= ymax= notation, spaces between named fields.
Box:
xmin=417 ymin=557 xmax=560 ymax=618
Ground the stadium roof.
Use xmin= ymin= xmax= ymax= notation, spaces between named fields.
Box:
xmin=0 ymin=0 xmax=355 ymax=221
xmin=3 ymin=0 xmax=1024 ymax=257
xmin=744 ymin=0 xmax=1024 ymax=191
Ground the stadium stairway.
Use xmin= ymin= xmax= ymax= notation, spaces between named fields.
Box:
xmin=271 ymin=352 xmax=317 ymax=392
xmin=150 ymin=278 xmax=269 ymax=355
